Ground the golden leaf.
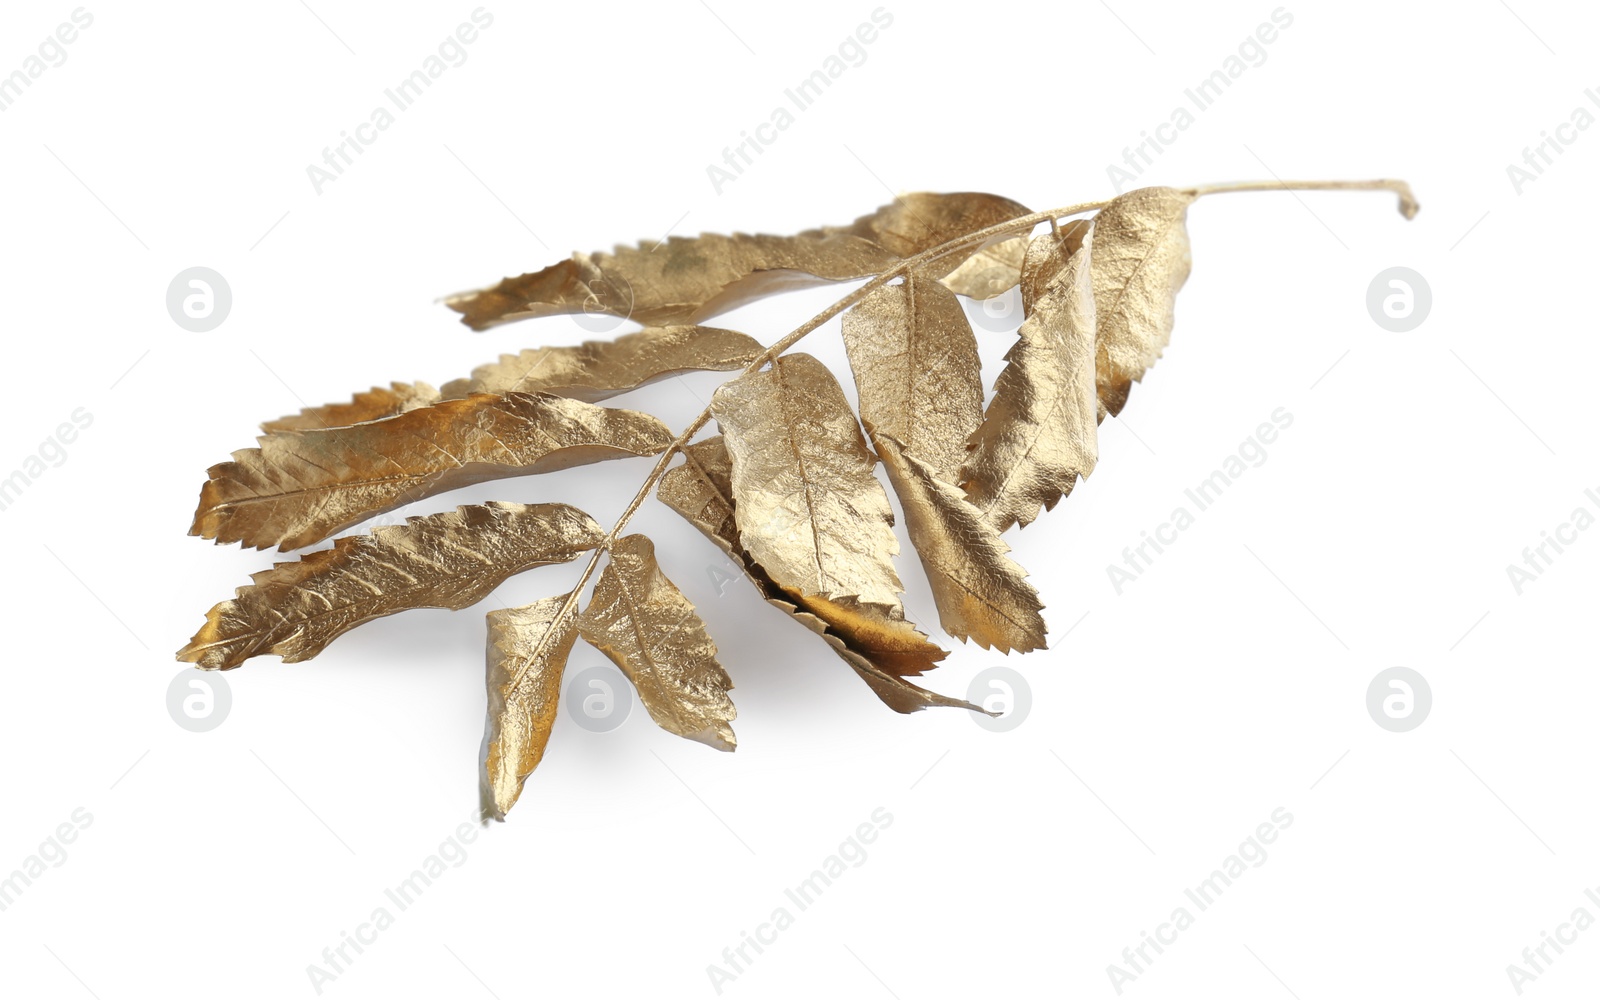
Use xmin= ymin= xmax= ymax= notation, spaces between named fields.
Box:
xmin=261 ymin=382 xmax=441 ymax=433
xmin=577 ymin=534 xmax=736 ymax=750
xmin=193 ymin=392 xmax=671 ymax=551
xmin=840 ymin=273 xmax=983 ymax=483
xmin=482 ymin=593 xmax=579 ymax=821
xmin=178 ymin=502 xmax=603 ymax=670
xmin=1019 ymin=220 xmax=1090 ymax=316
xmin=961 ymin=227 xmax=1100 ymax=531
xmin=1089 ymin=186 xmax=1195 ymax=415
xmin=711 ymin=352 xmax=903 ymax=609
xmin=836 ymin=192 xmax=1031 ymax=269
xmin=938 ymin=235 xmax=1028 ymax=300
xmin=657 ymin=437 xmax=965 ymax=709
xmin=658 ymin=440 xmax=940 ymax=676
xmin=653 ymin=438 xmax=747 ymax=566
xmin=786 ymin=594 xmax=944 ymax=678
xmin=770 ymin=594 xmax=985 ymax=714
xmin=439 ymin=326 xmax=762 ymax=402
xmin=874 ymin=436 xmax=1046 ymax=653
xmin=446 ymin=193 xmax=1030 ymax=330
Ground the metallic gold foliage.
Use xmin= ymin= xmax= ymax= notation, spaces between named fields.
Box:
xmin=261 ymin=382 xmax=440 ymax=433
xmin=438 ymin=326 xmax=763 ymax=402
xmin=657 ymin=437 xmax=968 ymax=709
xmin=961 ymin=227 xmax=1100 ymax=531
xmin=482 ymin=594 xmax=580 ymax=821
xmin=831 ymin=192 xmax=1031 ymax=273
xmin=838 ymin=272 xmax=1044 ymax=651
xmin=446 ymin=193 xmax=1029 ymax=330
xmin=193 ymin=392 xmax=671 ymax=551
xmin=178 ymin=179 xmax=1415 ymax=815
xmin=772 ymin=595 xmax=986 ymax=715
xmin=788 ymin=593 xmax=946 ymax=678
xmin=1019 ymin=220 xmax=1090 ymax=317
xmin=875 ymin=436 xmax=1046 ymax=654
xmin=1088 ymin=186 xmax=1195 ymax=415
xmin=178 ymin=503 xmax=603 ymax=671
xmin=938 ymin=235 xmax=1029 ymax=300
xmin=578 ymin=534 xmax=737 ymax=751
xmin=841 ymin=273 xmax=983 ymax=484
xmin=711 ymin=353 xmax=904 ymax=610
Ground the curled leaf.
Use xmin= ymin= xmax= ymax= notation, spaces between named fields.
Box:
xmin=193 ymin=392 xmax=671 ymax=551
xmin=261 ymin=382 xmax=440 ymax=433
xmin=439 ymin=326 xmax=763 ymax=402
xmin=447 ymin=193 xmax=1030 ymax=330
xmin=577 ymin=534 xmax=736 ymax=750
xmin=711 ymin=353 xmax=903 ymax=610
xmin=841 ymin=273 xmax=984 ymax=483
xmin=769 ymin=593 xmax=983 ymax=714
xmin=875 ymin=436 xmax=1046 ymax=653
xmin=1090 ymin=187 xmax=1195 ymax=415
xmin=786 ymin=594 xmax=945 ymax=678
xmin=961 ymin=227 xmax=1099 ymax=531
xmin=657 ymin=437 xmax=969 ymax=711
xmin=482 ymin=593 xmax=579 ymax=821
xmin=178 ymin=502 xmax=603 ymax=670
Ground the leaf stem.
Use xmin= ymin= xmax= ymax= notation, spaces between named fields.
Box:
xmin=1185 ymin=178 xmax=1419 ymax=219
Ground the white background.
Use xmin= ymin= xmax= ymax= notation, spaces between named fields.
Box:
xmin=1 ymin=1 xmax=1596 ymax=997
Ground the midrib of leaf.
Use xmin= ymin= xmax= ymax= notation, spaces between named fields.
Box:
xmin=904 ymin=276 xmax=922 ymax=461
xmin=775 ymin=359 xmax=829 ymax=591
xmin=212 ymin=406 xmax=591 ymax=513
xmin=919 ymin=543 xmax=1038 ymax=637
xmin=198 ymin=529 xmax=568 ymax=651
xmin=507 ymin=348 xmax=557 ymax=388
xmin=612 ymin=565 xmax=696 ymax=734
xmin=502 ymin=600 xmax=577 ymax=709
